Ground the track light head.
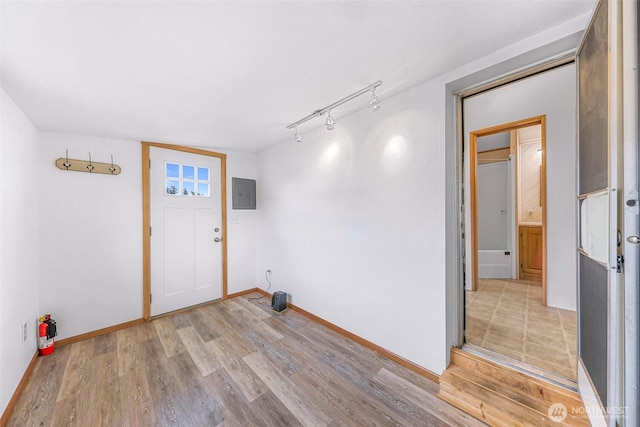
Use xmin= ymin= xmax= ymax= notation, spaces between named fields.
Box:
xmin=286 ymin=81 xmax=382 ymax=139
xmin=369 ymin=89 xmax=381 ymax=112
xmin=294 ymin=126 xmax=302 ymax=143
xmin=325 ymin=111 xmax=335 ymax=131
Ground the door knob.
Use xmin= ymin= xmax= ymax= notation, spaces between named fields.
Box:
xmin=627 ymin=236 xmax=640 ymax=244
xmin=214 ymin=237 xmax=222 ymax=243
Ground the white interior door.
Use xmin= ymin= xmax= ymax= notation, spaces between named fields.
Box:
xmin=150 ymin=147 xmax=223 ymax=316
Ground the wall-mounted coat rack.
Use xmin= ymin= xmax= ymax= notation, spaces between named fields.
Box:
xmin=55 ymin=151 xmax=121 ymax=175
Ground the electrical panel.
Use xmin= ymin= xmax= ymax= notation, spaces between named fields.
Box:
xmin=232 ymin=177 xmax=256 ymax=210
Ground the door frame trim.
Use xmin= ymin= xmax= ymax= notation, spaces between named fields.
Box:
xmin=141 ymin=141 xmax=228 ymax=320
xmin=469 ymin=115 xmax=548 ymax=305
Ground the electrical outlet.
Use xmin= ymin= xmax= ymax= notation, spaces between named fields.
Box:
xmin=21 ymin=321 xmax=28 ymax=343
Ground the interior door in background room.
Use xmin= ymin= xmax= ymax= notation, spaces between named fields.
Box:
xmin=149 ymin=146 xmax=223 ymax=316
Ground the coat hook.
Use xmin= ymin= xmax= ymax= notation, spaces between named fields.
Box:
xmin=87 ymin=152 xmax=94 ymax=173
xmin=109 ymin=154 xmax=116 ymax=174
xmin=55 ymin=153 xmax=120 ymax=175
xmin=63 ymin=149 xmax=71 ymax=169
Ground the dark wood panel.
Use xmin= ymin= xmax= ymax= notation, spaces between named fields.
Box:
xmin=6 ymin=345 xmax=71 ymax=427
xmin=168 ymin=351 xmax=225 ymax=425
xmin=85 ymin=351 xmax=122 ymax=425
xmin=119 ymin=365 xmax=156 ymax=426
xmin=93 ymin=331 xmax=118 ymax=356
xmin=520 ymin=225 xmax=543 ymax=280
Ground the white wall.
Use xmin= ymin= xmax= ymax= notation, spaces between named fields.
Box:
xmin=0 ymin=89 xmax=40 ymax=416
xmin=219 ymin=149 xmax=258 ymax=295
xmin=463 ymin=64 xmax=577 ymax=311
xmin=257 ymin=16 xmax=588 ymax=375
xmin=258 ymin=86 xmax=446 ymax=370
xmin=38 ymin=135 xmax=258 ymax=340
xmin=39 ymin=133 xmax=144 ymax=339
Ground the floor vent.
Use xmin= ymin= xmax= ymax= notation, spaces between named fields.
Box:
xmin=438 ymin=348 xmax=589 ymax=426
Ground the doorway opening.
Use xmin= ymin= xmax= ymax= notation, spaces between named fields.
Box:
xmin=461 ymin=63 xmax=579 ymax=385
xmin=469 ymin=116 xmax=547 ymax=296
xmin=465 ymin=115 xmax=577 ymax=382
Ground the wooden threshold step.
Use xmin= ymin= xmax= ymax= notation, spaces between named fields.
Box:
xmin=444 ymin=364 xmax=566 ymax=419
xmin=450 ymin=348 xmax=583 ymax=409
xmin=438 ymin=349 xmax=589 ymax=427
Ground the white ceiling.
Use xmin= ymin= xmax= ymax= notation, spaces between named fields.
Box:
xmin=1 ymin=1 xmax=595 ymax=152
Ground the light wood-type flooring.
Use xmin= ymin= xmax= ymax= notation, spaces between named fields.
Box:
xmin=466 ymin=279 xmax=577 ymax=380
xmin=7 ymin=293 xmax=485 ymax=426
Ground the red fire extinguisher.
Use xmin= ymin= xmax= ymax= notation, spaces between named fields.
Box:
xmin=38 ymin=314 xmax=57 ymax=356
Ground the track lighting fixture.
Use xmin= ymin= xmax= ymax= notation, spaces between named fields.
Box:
xmin=286 ymin=80 xmax=382 ymax=140
xmin=325 ymin=111 xmax=335 ymax=131
xmin=369 ymin=88 xmax=381 ymax=112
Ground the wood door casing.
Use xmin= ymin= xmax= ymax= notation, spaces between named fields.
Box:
xmin=468 ymin=115 xmax=546 ymax=296
xmin=141 ymin=141 xmax=228 ymax=321
xmin=519 ymin=225 xmax=542 ymax=281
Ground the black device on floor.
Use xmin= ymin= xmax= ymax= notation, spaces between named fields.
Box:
xmin=271 ymin=291 xmax=287 ymax=313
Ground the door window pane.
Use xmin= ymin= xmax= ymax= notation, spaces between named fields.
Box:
xmin=166 ymin=180 xmax=179 ymax=195
xmin=166 ymin=163 xmax=179 ymax=178
xmin=183 ymin=165 xmax=195 ymax=180
xmin=183 ymin=181 xmax=195 ymax=196
xmin=198 ymin=167 xmax=209 ymax=181
xmin=197 ymin=183 xmax=210 ymax=197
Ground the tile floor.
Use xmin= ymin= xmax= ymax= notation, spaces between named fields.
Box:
xmin=465 ymin=278 xmax=577 ymax=380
